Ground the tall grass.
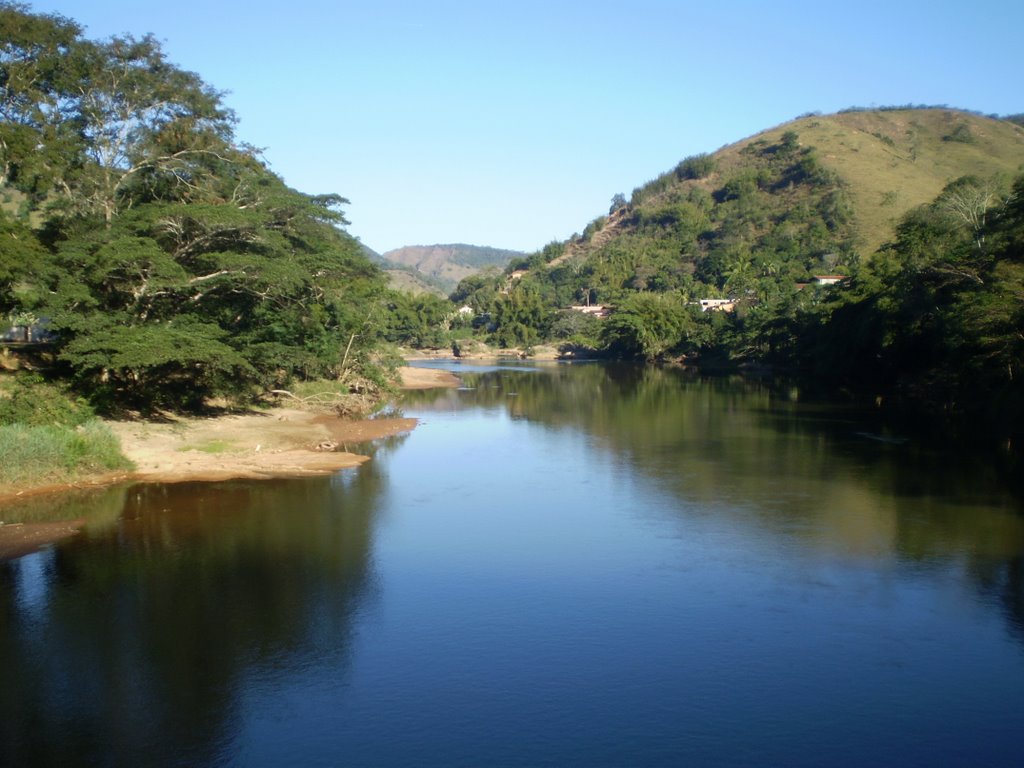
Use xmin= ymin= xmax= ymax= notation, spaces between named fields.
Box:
xmin=0 ymin=419 xmax=134 ymax=489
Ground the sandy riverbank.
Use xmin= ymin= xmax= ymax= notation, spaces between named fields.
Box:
xmin=0 ymin=366 xmax=460 ymax=558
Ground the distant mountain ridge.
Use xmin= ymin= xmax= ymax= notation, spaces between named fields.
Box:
xmin=354 ymin=242 xmax=442 ymax=295
xmin=380 ymin=244 xmax=525 ymax=293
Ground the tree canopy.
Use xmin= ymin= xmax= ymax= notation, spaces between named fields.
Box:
xmin=1 ymin=3 xmax=387 ymax=410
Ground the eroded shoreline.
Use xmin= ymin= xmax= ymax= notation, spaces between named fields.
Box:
xmin=0 ymin=366 xmax=460 ymax=559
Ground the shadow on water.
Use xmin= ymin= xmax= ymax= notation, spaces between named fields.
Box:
xmin=0 ymin=453 xmax=392 ymax=768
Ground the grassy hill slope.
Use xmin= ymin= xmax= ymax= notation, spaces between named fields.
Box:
xmin=731 ymin=109 xmax=1024 ymax=254
xmin=569 ymin=109 xmax=1024 ymax=267
xmin=357 ymin=242 xmax=448 ymax=296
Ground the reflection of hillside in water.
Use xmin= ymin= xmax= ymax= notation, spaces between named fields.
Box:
xmin=0 ymin=453 xmax=393 ymax=767
xmin=404 ymin=362 xmax=1024 ymax=639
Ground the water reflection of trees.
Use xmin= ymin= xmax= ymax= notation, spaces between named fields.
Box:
xmin=408 ymin=362 xmax=1024 ymax=643
xmin=0 ymin=455 xmax=390 ymax=767
xmin=972 ymin=556 xmax=1024 ymax=643
xmin=0 ymin=484 xmax=129 ymax=528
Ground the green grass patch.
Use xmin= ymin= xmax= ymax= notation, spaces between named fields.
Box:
xmin=708 ymin=110 xmax=1024 ymax=257
xmin=0 ymin=419 xmax=134 ymax=490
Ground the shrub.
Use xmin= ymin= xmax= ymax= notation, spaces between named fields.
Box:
xmin=0 ymin=374 xmax=96 ymax=426
xmin=0 ymin=419 xmax=132 ymax=489
xmin=581 ymin=216 xmax=607 ymax=242
xmin=675 ymin=153 xmax=717 ymax=180
xmin=943 ymin=124 xmax=976 ymax=144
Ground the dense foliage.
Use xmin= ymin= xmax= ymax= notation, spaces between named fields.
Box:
xmin=5 ymin=1 xmax=1018 ymax=443
xmin=447 ymin=125 xmax=1024 ymax=438
xmin=449 ymin=132 xmax=860 ymax=353
xmin=791 ymin=175 xmax=1024 ymax=427
xmin=1 ymin=3 xmax=388 ymax=410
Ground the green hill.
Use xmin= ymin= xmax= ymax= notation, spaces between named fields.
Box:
xmin=733 ymin=109 xmax=1024 ymax=255
xmin=542 ymin=108 xmax=1024 ymax=300
xmin=451 ymin=108 xmax=1024 ymax=438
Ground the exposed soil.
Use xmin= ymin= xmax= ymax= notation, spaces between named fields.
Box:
xmin=0 ymin=519 xmax=85 ymax=561
xmin=0 ymin=366 xmax=461 ymax=559
xmin=103 ymin=407 xmax=413 ymax=484
xmin=397 ymin=366 xmax=463 ymax=388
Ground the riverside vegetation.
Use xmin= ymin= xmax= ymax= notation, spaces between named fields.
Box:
xmin=0 ymin=4 xmax=396 ymax=491
xmin=445 ymin=111 xmax=1024 ymax=442
xmin=2 ymin=3 xmax=1024 ymax=494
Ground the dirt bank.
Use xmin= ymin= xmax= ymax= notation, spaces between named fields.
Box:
xmin=0 ymin=366 xmax=460 ymax=558
xmin=75 ymin=364 xmax=462 ymax=484
xmin=0 ymin=520 xmax=86 ymax=561
xmin=397 ymin=366 xmax=462 ymax=389
xmin=105 ymin=408 xmax=418 ymax=484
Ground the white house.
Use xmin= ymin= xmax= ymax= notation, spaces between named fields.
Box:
xmin=568 ymin=304 xmax=610 ymax=318
xmin=699 ymin=298 xmax=735 ymax=312
xmin=811 ymin=275 xmax=846 ymax=286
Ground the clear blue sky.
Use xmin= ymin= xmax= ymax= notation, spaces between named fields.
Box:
xmin=28 ymin=0 xmax=1024 ymax=254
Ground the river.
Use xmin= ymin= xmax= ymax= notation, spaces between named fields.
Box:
xmin=2 ymin=361 xmax=1023 ymax=767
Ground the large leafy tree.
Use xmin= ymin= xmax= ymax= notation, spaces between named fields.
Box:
xmin=33 ymin=157 xmax=385 ymax=407
xmin=381 ymin=291 xmax=454 ymax=349
xmin=1 ymin=3 xmax=386 ymax=409
xmin=2 ymin=3 xmax=233 ymax=221
xmin=59 ymin=33 xmax=235 ymax=225
xmin=490 ymin=281 xmax=550 ymax=348
xmin=0 ymin=3 xmax=82 ymax=202
xmin=601 ymin=293 xmax=707 ymax=361
xmin=792 ymin=174 xmax=1024 ymax=432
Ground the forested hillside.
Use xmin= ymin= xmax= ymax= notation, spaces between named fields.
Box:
xmin=449 ymin=108 xmax=1024 ymax=437
xmin=0 ymin=4 xmax=389 ymax=411
xmin=538 ymin=109 xmax=1024 ymax=309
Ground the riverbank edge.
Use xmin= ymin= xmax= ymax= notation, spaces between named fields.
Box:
xmin=0 ymin=366 xmax=460 ymax=559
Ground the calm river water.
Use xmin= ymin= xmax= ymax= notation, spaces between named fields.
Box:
xmin=3 ymin=362 xmax=1024 ymax=767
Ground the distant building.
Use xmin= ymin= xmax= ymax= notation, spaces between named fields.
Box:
xmin=699 ymin=298 xmax=735 ymax=312
xmin=568 ymin=305 xmax=610 ymax=318
xmin=811 ymin=275 xmax=847 ymax=285
xmin=1 ymin=318 xmax=56 ymax=345
xmin=1 ymin=325 xmax=29 ymax=344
